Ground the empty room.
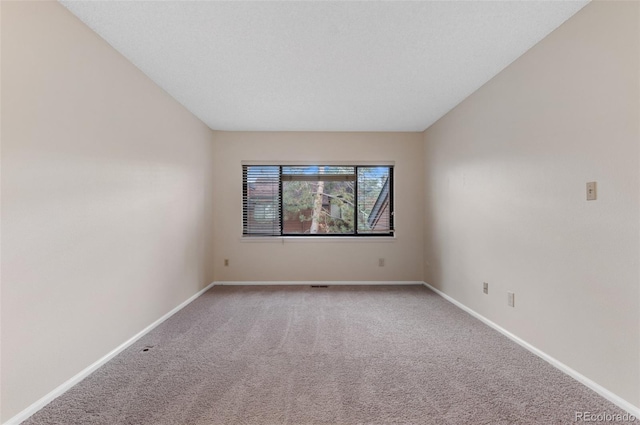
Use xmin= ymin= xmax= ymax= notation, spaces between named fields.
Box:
xmin=1 ymin=0 xmax=638 ymax=424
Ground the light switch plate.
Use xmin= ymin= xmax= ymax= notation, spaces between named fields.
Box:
xmin=587 ymin=182 xmax=597 ymax=201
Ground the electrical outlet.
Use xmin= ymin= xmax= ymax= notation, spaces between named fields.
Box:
xmin=587 ymin=182 xmax=597 ymax=201
xmin=483 ymin=282 xmax=489 ymax=294
xmin=224 ymin=259 xmax=229 ymax=266
xmin=507 ymin=292 xmax=515 ymax=307
xmin=378 ymin=258 xmax=385 ymax=267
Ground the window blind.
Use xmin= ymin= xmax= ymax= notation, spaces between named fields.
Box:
xmin=243 ymin=166 xmax=281 ymax=236
xmin=357 ymin=167 xmax=393 ymax=234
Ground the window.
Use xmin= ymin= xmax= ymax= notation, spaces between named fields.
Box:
xmin=253 ymin=202 xmax=277 ymax=222
xmin=243 ymin=165 xmax=394 ymax=236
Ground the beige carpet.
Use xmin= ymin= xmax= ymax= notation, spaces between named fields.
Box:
xmin=23 ymin=285 xmax=628 ymax=424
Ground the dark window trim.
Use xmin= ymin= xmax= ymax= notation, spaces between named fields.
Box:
xmin=243 ymin=164 xmax=394 ymax=237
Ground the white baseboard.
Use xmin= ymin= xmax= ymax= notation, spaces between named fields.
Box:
xmin=4 ymin=281 xmax=216 ymax=425
xmin=214 ymin=281 xmax=424 ymax=286
xmin=422 ymin=282 xmax=640 ymax=418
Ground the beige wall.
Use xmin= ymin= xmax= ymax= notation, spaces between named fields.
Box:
xmin=212 ymin=131 xmax=424 ymax=283
xmin=1 ymin=2 xmax=215 ymax=421
xmin=423 ymin=0 xmax=639 ymax=408
xmin=3 ymin=0 xmax=638 ymax=421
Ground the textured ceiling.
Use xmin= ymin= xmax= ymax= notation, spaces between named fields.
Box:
xmin=60 ymin=1 xmax=588 ymax=132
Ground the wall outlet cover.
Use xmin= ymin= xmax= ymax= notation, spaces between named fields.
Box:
xmin=587 ymin=181 xmax=597 ymax=201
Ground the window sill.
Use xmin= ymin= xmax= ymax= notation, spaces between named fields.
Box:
xmin=239 ymin=236 xmax=397 ymax=243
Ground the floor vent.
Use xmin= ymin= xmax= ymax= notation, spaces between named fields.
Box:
xmin=310 ymin=285 xmax=329 ymax=288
